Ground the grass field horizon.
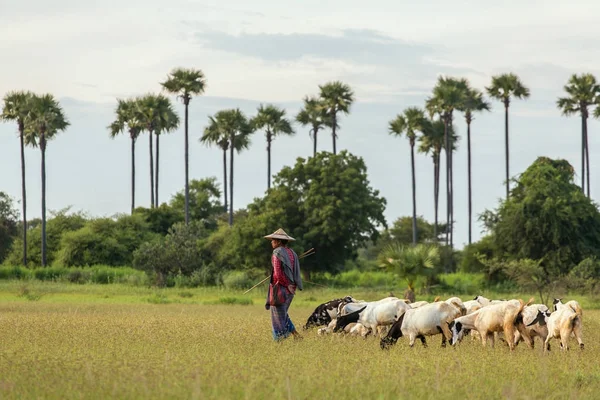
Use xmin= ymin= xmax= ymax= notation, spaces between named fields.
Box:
xmin=0 ymin=281 xmax=598 ymax=399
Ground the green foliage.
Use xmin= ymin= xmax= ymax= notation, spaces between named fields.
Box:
xmin=222 ymin=269 xmax=265 ymax=290
xmin=459 ymin=235 xmax=496 ymax=274
xmin=379 ymin=243 xmax=440 ymax=291
xmin=0 ymin=265 xmax=146 ymax=284
xmin=437 ymin=272 xmax=486 ymax=295
xmin=0 ymin=192 xmax=19 ymax=263
xmin=312 ymin=269 xmax=399 ymax=289
xmin=487 ymin=157 xmax=600 ymax=275
xmin=132 ymin=221 xmax=211 ymax=286
xmin=169 ymin=178 xmax=223 ymax=227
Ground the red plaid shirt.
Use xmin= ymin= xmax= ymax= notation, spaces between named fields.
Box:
xmin=272 ymin=248 xmax=296 ymax=293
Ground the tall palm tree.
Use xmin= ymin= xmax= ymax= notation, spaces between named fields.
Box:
xmin=486 ymin=73 xmax=530 ymax=199
xmin=459 ymin=88 xmax=491 ymax=244
xmin=419 ymin=119 xmax=458 ymax=243
xmin=557 ymin=73 xmax=600 ymax=198
xmin=161 ymin=68 xmax=207 ymax=225
xmin=389 ymin=107 xmax=427 ymax=245
xmin=318 ymin=81 xmax=354 ymax=155
xmin=250 ymin=104 xmax=295 ymax=190
xmin=108 ymin=98 xmax=143 ymax=214
xmin=1 ymin=91 xmax=34 ymax=265
xmin=25 ymin=94 xmax=69 ymax=266
xmin=426 ymin=77 xmax=468 ymax=248
xmin=200 ymin=113 xmax=251 ymax=212
xmin=296 ymin=96 xmax=328 ymax=157
xmin=152 ymin=96 xmax=179 ymax=207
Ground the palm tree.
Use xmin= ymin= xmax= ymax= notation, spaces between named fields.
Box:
xmin=318 ymin=81 xmax=354 ymax=155
xmin=459 ymin=89 xmax=491 ymax=244
xmin=419 ymin=119 xmax=458 ymax=243
xmin=108 ymin=98 xmax=143 ymax=214
xmin=250 ymin=104 xmax=295 ymax=190
xmin=557 ymin=73 xmax=600 ymax=198
xmin=152 ymin=96 xmax=180 ymax=207
xmin=1 ymin=91 xmax=34 ymax=265
xmin=25 ymin=94 xmax=69 ymax=266
xmin=426 ymin=77 xmax=468 ymax=248
xmin=388 ymin=107 xmax=427 ymax=245
xmin=486 ymin=73 xmax=530 ymax=199
xmin=296 ymin=96 xmax=328 ymax=157
xmin=379 ymin=243 xmax=440 ymax=303
xmin=200 ymin=113 xmax=251 ymax=212
xmin=161 ymin=68 xmax=207 ymax=224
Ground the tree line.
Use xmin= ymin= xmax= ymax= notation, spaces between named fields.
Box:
xmin=3 ymin=68 xmax=600 ymax=270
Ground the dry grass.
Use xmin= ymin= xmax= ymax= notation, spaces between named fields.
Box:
xmin=0 ymin=282 xmax=598 ymax=399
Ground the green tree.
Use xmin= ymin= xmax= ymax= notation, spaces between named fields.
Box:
xmin=161 ymin=68 xmax=207 ymax=225
xmin=169 ymin=178 xmax=223 ymax=228
xmin=200 ymin=114 xmax=251 ymax=212
xmin=26 ymin=94 xmax=70 ymax=266
xmin=426 ymin=77 xmax=468 ymax=248
xmin=0 ymin=192 xmax=19 ymax=264
xmin=2 ymin=91 xmax=34 ymax=265
xmin=318 ymin=81 xmax=355 ymax=155
xmin=557 ymin=73 xmax=600 ymax=198
xmin=486 ymin=73 xmax=530 ymax=200
xmin=379 ymin=243 xmax=440 ymax=302
xmin=388 ymin=107 xmax=427 ymax=245
xmin=419 ymin=119 xmax=458 ymax=241
xmin=296 ymin=96 xmax=328 ymax=157
xmin=250 ymin=104 xmax=295 ymax=190
xmin=108 ymin=98 xmax=143 ymax=214
xmin=133 ymin=204 xmax=183 ymax=235
xmin=232 ymin=151 xmax=387 ymax=278
xmin=486 ymin=157 xmax=600 ymax=277
xmin=458 ymin=88 xmax=491 ymax=244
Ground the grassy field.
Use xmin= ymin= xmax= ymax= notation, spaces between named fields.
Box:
xmin=0 ymin=281 xmax=598 ymax=399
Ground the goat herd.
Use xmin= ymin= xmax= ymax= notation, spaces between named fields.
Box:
xmin=302 ymin=295 xmax=584 ymax=352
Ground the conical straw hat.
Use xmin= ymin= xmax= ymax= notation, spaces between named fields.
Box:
xmin=264 ymin=228 xmax=296 ymax=241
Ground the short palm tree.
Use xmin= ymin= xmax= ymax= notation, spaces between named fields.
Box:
xmin=557 ymin=73 xmax=600 ymax=198
xmin=200 ymin=113 xmax=251 ymax=212
xmin=486 ymin=73 xmax=530 ymax=199
xmin=250 ymin=104 xmax=295 ymax=190
xmin=379 ymin=243 xmax=440 ymax=303
xmin=459 ymin=88 xmax=491 ymax=244
xmin=318 ymin=81 xmax=354 ymax=155
xmin=1 ymin=91 xmax=34 ymax=265
xmin=296 ymin=96 xmax=328 ymax=157
xmin=25 ymin=94 xmax=69 ymax=266
xmin=108 ymin=98 xmax=143 ymax=214
xmin=161 ymin=67 xmax=207 ymax=224
xmin=388 ymin=107 xmax=427 ymax=245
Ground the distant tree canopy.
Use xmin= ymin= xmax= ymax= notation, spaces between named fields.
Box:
xmin=484 ymin=157 xmax=600 ymax=275
xmin=0 ymin=192 xmax=19 ymax=263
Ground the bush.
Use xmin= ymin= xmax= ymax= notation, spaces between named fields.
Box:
xmin=437 ymin=273 xmax=486 ymax=295
xmin=222 ymin=269 xmax=265 ymax=290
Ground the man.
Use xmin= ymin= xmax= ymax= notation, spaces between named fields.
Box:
xmin=264 ymin=228 xmax=303 ymax=341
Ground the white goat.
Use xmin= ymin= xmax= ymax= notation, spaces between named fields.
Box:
xmin=543 ymin=300 xmax=584 ymax=352
xmin=334 ymin=298 xmax=410 ymax=334
xmin=449 ymin=298 xmax=530 ymax=350
xmin=513 ymin=304 xmax=551 ymax=349
xmin=380 ymin=299 xmax=464 ymax=349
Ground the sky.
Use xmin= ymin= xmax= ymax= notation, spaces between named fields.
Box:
xmin=2 ymin=0 xmax=600 ymax=249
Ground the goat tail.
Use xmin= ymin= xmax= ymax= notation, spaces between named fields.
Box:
xmin=433 ymin=296 xmax=441 ymax=302
xmin=569 ymin=313 xmax=580 ymax=329
xmin=570 ymin=303 xmax=583 ymax=318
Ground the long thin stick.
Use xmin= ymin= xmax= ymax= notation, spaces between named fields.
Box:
xmin=303 ymin=280 xmax=329 ymax=288
xmin=243 ymin=276 xmax=270 ymax=294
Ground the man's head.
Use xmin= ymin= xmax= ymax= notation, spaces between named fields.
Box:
xmin=271 ymin=239 xmax=288 ymax=249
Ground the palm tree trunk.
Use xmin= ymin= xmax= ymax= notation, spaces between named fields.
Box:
xmin=332 ymin=114 xmax=337 ymax=155
xmin=467 ymin=120 xmax=472 ymax=245
xmin=433 ymin=153 xmax=440 ymax=242
xmin=223 ymin=148 xmax=228 ymax=213
xmin=504 ymin=102 xmax=510 ymax=199
xmin=131 ymin=136 xmax=136 ymax=214
xmin=449 ymin=127 xmax=454 ymax=250
xmin=149 ymin=130 xmax=155 ymax=208
xmin=155 ymin=133 xmax=159 ymax=207
xmin=40 ymin=135 xmax=47 ymax=267
xmin=313 ymin=127 xmax=318 ymax=157
xmin=410 ymin=142 xmax=417 ymax=245
xmin=444 ymin=117 xmax=450 ymax=248
xmin=229 ymin=131 xmax=234 ymax=226
xmin=581 ymin=112 xmax=585 ymax=193
xmin=184 ymin=101 xmax=190 ymax=225
xmin=267 ymin=131 xmax=272 ymax=190
xmin=19 ymin=122 xmax=27 ymax=266
xmin=584 ymin=113 xmax=591 ymax=198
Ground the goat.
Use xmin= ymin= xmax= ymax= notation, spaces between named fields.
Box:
xmin=449 ymin=298 xmax=531 ymax=350
xmin=542 ymin=301 xmax=584 ymax=352
xmin=513 ymin=304 xmax=551 ymax=349
xmin=334 ymin=298 xmax=410 ymax=334
xmin=303 ymin=296 xmax=358 ymax=329
xmin=380 ymin=299 xmax=464 ymax=349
